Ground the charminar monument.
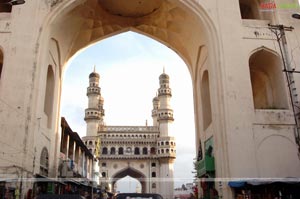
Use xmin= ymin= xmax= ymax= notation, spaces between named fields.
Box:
xmin=82 ymin=68 xmax=176 ymax=199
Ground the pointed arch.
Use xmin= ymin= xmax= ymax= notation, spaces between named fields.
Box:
xmin=249 ymin=46 xmax=288 ymax=109
xmin=0 ymin=49 xmax=3 ymax=80
xmin=49 ymin=38 xmax=62 ymax=77
xmin=44 ymin=65 xmax=55 ymax=128
xmin=112 ymin=167 xmax=146 ymax=193
xmin=201 ymin=70 xmax=212 ymax=130
xmin=249 ymin=46 xmax=280 ymax=57
xmin=40 ymin=147 xmax=49 ymax=176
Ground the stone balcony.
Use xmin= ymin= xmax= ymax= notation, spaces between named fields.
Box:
xmin=99 ymin=126 xmax=159 ymax=132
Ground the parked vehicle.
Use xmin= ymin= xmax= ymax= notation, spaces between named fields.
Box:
xmin=115 ymin=193 xmax=163 ymax=199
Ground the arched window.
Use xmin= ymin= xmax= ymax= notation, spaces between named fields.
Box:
xmin=151 ymin=162 xmax=156 ymax=167
xmin=44 ymin=65 xmax=55 ymax=128
xmin=40 ymin=147 xmax=49 ymax=176
xmin=102 ymin=172 xmax=106 ymax=178
xmin=201 ymin=70 xmax=212 ymax=130
xmin=150 ymin=147 xmax=156 ymax=155
xmin=143 ymin=147 xmax=148 ymax=155
xmin=134 ymin=147 xmax=140 ymax=155
xmin=166 ymin=141 xmax=169 ymax=145
xmin=111 ymin=147 xmax=116 ymax=155
xmin=249 ymin=48 xmax=288 ymax=109
xmin=239 ymin=0 xmax=273 ymax=21
xmin=126 ymin=147 xmax=131 ymax=154
xmin=151 ymin=172 xmax=156 ymax=177
xmin=0 ymin=49 xmax=3 ymax=80
xmin=102 ymin=147 xmax=108 ymax=155
xmin=239 ymin=0 xmax=259 ymax=19
xmin=152 ymin=183 xmax=156 ymax=189
xmin=118 ymin=147 xmax=124 ymax=155
xmin=89 ymin=141 xmax=92 ymax=145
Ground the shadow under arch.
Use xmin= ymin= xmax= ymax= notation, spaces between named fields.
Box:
xmin=249 ymin=45 xmax=289 ymax=109
xmin=65 ymin=27 xmax=191 ymax=73
xmin=38 ymin=0 xmax=221 ymax=75
xmin=111 ymin=167 xmax=146 ymax=193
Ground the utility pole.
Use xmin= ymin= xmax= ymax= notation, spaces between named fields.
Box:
xmin=269 ymin=24 xmax=300 ymax=156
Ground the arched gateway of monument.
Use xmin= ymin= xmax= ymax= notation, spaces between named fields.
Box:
xmin=111 ymin=167 xmax=147 ymax=193
xmin=1 ymin=0 xmax=300 ymax=199
xmin=82 ymin=68 xmax=177 ymax=198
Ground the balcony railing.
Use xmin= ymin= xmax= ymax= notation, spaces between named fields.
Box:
xmin=196 ymin=155 xmax=215 ymax=177
xmin=98 ymin=154 xmax=159 ymax=159
xmin=99 ymin=126 xmax=159 ymax=132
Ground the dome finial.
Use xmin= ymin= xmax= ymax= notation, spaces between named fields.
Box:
xmin=163 ymin=66 xmax=165 ymax=74
xmin=89 ymin=65 xmax=100 ymax=79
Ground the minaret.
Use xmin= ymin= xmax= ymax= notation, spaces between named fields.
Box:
xmin=84 ymin=66 xmax=105 ymax=136
xmin=156 ymin=69 xmax=176 ymax=199
xmin=152 ymin=93 xmax=160 ymax=127
xmin=157 ymin=68 xmax=174 ymax=136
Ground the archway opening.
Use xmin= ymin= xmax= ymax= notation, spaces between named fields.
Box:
xmin=38 ymin=0 xmax=221 ymax=193
xmin=115 ymin=176 xmax=142 ymax=193
xmin=61 ymin=31 xmax=197 ymax=187
xmin=249 ymin=48 xmax=288 ymax=109
xmin=111 ymin=167 xmax=146 ymax=193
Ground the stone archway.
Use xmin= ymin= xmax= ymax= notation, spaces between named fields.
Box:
xmin=35 ymin=0 xmax=227 ymax=196
xmin=111 ymin=167 xmax=146 ymax=193
xmin=38 ymin=0 xmax=224 ymax=163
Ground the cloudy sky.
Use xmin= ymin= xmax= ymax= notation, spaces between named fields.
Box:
xmin=61 ymin=31 xmax=196 ymax=191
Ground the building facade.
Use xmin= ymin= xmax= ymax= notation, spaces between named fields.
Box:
xmin=82 ymin=70 xmax=176 ymax=199
xmin=0 ymin=0 xmax=300 ymax=198
xmin=60 ymin=118 xmax=94 ymax=183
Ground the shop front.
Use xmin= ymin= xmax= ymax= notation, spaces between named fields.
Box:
xmin=229 ymin=179 xmax=300 ymax=199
